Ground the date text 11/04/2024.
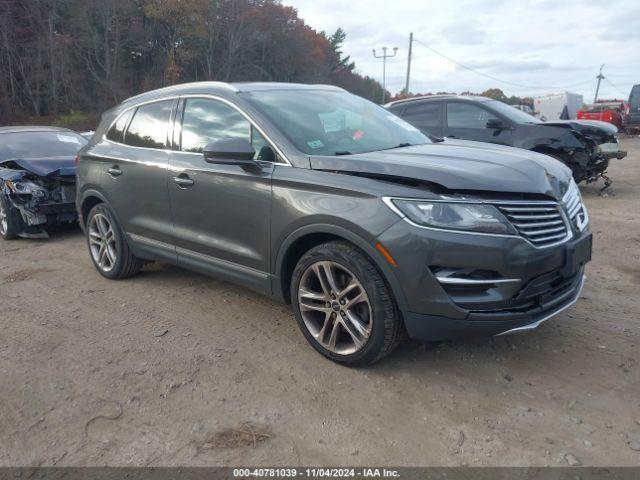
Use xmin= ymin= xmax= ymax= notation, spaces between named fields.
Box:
xmin=232 ymin=468 xmax=401 ymax=478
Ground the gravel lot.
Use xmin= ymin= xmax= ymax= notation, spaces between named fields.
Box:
xmin=1 ymin=138 xmax=639 ymax=467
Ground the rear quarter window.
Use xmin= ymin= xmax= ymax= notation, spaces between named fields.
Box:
xmin=106 ymin=110 xmax=133 ymax=143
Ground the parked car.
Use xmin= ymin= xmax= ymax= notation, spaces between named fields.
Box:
xmin=77 ymin=82 xmax=592 ymax=365
xmin=577 ymin=100 xmax=628 ymax=130
xmin=0 ymin=126 xmax=86 ymax=240
xmin=625 ymin=84 xmax=640 ymax=129
xmin=386 ymin=95 xmax=626 ymax=185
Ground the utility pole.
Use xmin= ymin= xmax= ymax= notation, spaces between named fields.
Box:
xmin=405 ymin=32 xmax=413 ymax=94
xmin=373 ymin=46 xmax=398 ymax=104
xmin=594 ymin=64 xmax=605 ymax=103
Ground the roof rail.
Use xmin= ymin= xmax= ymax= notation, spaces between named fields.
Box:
xmin=122 ymin=81 xmax=238 ymax=105
xmin=385 ymin=94 xmax=458 ymax=108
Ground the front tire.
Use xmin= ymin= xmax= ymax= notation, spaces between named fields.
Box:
xmin=86 ymin=204 xmax=143 ymax=279
xmin=291 ymin=241 xmax=403 ymax=366
xmin=0 ymin=195 xmax=22 ymax=240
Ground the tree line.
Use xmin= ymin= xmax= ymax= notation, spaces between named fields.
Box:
xmin=0 ymin=0 xmax=387 ymax=126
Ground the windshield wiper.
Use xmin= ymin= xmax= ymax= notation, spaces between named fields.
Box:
xmin=376 ymin=142 xmax=415 ymax=152
xmin=335 ymin=151 xmax=353 ymax=156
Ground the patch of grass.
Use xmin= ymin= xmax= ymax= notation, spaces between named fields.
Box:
xmin=52 ymin=110 xmax=97 ymax=131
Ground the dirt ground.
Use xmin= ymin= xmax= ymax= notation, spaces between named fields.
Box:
xmin=1 ymin=138 xmax=639 ymax=468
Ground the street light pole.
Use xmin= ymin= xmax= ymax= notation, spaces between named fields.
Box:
xmin=373 ymin=46 xmax=398 ymax=104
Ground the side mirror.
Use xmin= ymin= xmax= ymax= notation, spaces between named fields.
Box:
xmin=202 ymin=138 xmax=256 ymax=165
xmin=486 ymin=118 xmax=506 ymax=130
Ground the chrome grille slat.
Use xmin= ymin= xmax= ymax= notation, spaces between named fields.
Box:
xmin=495 ymin=181 xmax=588 ymax=248
xmin=509 ymin=213 xmax=562 ymax=220
xmin=535 ymin=233 xmax=567 ymax=247
xmin=497 ymin=201 xmax=569 ymax=247
xmin=513 ymin=219 xmax=564 ymax=228
xmin=500 ymin=206 xmax=557 ymax=212
xmin=526 ymin=226 xmax=567 ymax=236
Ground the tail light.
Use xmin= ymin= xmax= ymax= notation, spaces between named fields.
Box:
xmin=75 ymin=155 xmax=80 ymax=165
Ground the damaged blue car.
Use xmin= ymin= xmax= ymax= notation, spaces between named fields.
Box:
xmin=0 ymin=126 xmax=86 ymax=239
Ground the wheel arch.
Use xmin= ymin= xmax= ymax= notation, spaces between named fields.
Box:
xmin=78 ymin=189 xmax=113 ymax=228
xmin=273 ymin=224 xmax=409 ymax=313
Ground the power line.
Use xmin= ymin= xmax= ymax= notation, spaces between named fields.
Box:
xmin=412 ymin=37 xmax=593 ymax=91
xmin=604 ymin=77 xmax=629 ymax=98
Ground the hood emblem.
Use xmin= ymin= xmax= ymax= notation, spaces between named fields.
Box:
xmin=575 ymin=211 xmax=588 ymax=232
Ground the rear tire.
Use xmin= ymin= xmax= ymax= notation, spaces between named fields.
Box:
xmin=85 ymin=203 xmax=143 ymax=279
xmin=0 ymin=195 xmax=22 ymax=240
xmin=290 ymin=241 xmax=403 ymax=366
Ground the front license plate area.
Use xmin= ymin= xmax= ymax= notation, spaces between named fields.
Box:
xmin=562 ymin=233 xmax=592 ymax=277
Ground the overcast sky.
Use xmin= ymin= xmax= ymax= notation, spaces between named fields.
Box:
xmin=285 ymin=0 xmax=639 ymax=101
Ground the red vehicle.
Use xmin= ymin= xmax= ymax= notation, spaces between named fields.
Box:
xmin=577 ymin=100 xmax=628 ymax=130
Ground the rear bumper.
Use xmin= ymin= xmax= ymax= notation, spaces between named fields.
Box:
xmin=403 ymin=273 xmax=585 ymax=341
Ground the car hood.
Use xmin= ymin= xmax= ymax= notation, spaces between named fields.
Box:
xmin=0 ymin=156 xmax=77 ymax=177
xmin=310 ymin=141 xmax=572 ymax=200
xmin=542 ymin=119 xmax=618 ymax=136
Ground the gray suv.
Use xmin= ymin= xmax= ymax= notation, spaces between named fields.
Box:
xmin=77 ymin=82 xmax=592 ymax=365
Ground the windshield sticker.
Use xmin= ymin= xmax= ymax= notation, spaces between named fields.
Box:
xmin=318 ymin=111 xmax=345 ymax=133
xmin=57 ymin=134 xmax=81 ymax=144
xmin=387 ymin=115 xmax=420 ymax=132
xmin=307 ymin=139 xmax=325 ymax=150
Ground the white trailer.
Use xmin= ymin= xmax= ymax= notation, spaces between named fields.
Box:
xmin=534 ymin=92 xmax=584 ymax=121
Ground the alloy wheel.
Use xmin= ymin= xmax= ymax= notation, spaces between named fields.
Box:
xmin=88 ymin=213 xmax=117 ymax=272
xmin=297 ymin=261 xmax=373 ymax=355
xmin=0 ymin=204 xmax=7 ymax=236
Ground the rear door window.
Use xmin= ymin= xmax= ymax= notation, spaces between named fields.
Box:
xmin=124 ymin=100 xmax=173 ymax=149
xmin=447 ymin=103 xmax=498 ymax=128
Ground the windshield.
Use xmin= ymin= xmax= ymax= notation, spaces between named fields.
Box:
xmin=0 ymin=131 xmax=87 ymax=162
xmin=242 ymin=89 xmax=430 ymax=156
xmin=486 ymin=100 xmax=541 ymax=124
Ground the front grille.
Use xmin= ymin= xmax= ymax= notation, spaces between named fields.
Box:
xmin=60 ymin=185 xmax=77 ymax=203
xmin=497 ymin=202 xmax=569 ymax=247
xmin=563 ymin=181 xmax=588 ymax=232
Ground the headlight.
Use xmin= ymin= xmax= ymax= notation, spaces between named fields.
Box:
xmin=387 ymin=199 xmax=517 ymax=235
xmin=5 ymin=180 xmax=35 ymax=194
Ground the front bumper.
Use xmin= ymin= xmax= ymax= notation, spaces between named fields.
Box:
xmin=376 ymin=219 xmax=591 ymax=342
xmin=598 ymin=142 xmax=627 ymax=160
xmin=402 ymin=273 xmax=584 ymax=341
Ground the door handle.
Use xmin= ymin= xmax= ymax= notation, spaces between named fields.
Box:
xmin=173 ymin=174 xmax=194 ymax=188
xmin=107 ymin=166 xmax=122 ymax=177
